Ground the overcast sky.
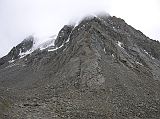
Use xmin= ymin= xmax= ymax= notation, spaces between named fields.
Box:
xmin=0 ymin=0 xmax=160 ymax=57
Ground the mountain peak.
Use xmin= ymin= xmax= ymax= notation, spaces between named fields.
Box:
xmin=54 ymin=25 xmax=74 ymax=47
xmin=1 ymin=15 xmax=160 ymax=118
xmin=21 ymin=35 xmax=34 ymax=43
xmin=0 ymin=35 xmax=34 ymax=65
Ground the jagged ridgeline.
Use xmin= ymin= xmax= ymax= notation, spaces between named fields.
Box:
xmin=1 ymin=14 xmax=160 ymax=119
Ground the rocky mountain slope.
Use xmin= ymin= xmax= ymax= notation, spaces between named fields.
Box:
xmin=1 ymin=15 xmax=160 ymax=119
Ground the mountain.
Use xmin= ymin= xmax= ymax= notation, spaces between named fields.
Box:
xmin=0 ymin=35 xmax=34 ymax=65
xmin=1 ymin=15 xmax=160 ymax=119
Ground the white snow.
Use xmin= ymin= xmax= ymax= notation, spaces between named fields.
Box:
xmin=151 ymin=56 xmax=155 ymax=59
xmin=66 ymin=27 xmax=74 ymax=43
xmin=144 ymin=50 xmax=149 ymax=55
xmin=33 ymin=35 xmax=57 ymax=51
xmin=113 ymin=26 xmax=116 ymax=31
xmin=136 ymin=61 xmax=143 ymax=66
xmin=144 ymin=50 xmax=155 ymax=59
xmin=66 ymin=38 xmax=70 ymax=43
xmin=18 ymin=35 xmax=57 ymax=58
xmin=8 ymin=59 xmax=15 ymax=63
xmin=103 ymin=48 xmax=106 ymax=53
xmin=48 ymin=49 xmax=56 ymax=52
xmin=19 ymin=50 xmax=32 ymax=59
xmin=38 ymin=39 xmax=54 ymax=51
xmin=48 ymin=43 xmax=64 ymax=52
xmin=117 ymin=41 xmax=123 ymax=49
xmin=17 ymin=33 xmax=70 ymax=57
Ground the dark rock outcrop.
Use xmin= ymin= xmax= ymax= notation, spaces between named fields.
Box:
xmin=0 ymin=35 xmax=34 ymax=66
xmin=54 ymin=25 xmax=74 ymax=47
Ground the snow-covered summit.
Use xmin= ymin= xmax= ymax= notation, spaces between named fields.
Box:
xmin=18 ymin=35 xmax=57 ymax=59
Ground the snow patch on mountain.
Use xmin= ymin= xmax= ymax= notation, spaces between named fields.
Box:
xmin=32 ymin=35 xmax=57 ymax=50
xmin=17 ymin=35 xmax=57 ymax=59
xmin=48 ymin=45 xmax=63 ymax=52
xmin=8 ymin=58 xmax=15 ymax=63
xmin=117 ymin=41 xmax=124 ymax=49
xmin=143 ymin=49 xmax=155 ymax=59
xmin=19 ymin=50 xmax=32 ymax=59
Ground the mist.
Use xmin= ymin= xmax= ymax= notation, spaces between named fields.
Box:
xmin=0 ymin=0 xmax=159 ymax=57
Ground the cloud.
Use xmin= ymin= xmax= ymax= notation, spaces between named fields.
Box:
xmin=0 ymin=0 xmax=159 ymax=57
xmin=109 ymin=0 xmax=160 ymax=40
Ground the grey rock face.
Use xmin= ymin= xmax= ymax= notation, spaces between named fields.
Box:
xmin=1 ymin=15 xmax=160 ymax=119
xmin=0 ymin=35 xmax=34 ymax=66
xmin=54 ymin=25 xmax=74 ymax=47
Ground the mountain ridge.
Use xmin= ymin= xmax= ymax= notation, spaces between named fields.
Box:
xmin=1 ymin=15 xmax=160 ymax=119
